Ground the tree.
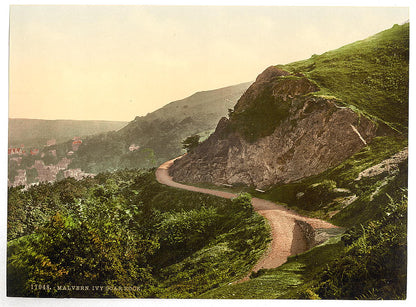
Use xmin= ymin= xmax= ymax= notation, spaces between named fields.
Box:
xmin=181 ymin=135 xmax=200 ymax=153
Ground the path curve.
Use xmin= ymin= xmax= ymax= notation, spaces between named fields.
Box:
xmin=156 ymin=156 xmax=338 ymax=280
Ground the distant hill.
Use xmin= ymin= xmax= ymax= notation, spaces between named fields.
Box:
xmin=8 ymin=118 xmax=128 ymax=148
xmin=67 ymin=82 xmax=252 ymax=173
xmin=7 ymin=82 xmax=251 ymax=185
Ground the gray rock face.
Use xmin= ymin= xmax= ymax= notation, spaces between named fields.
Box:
xmin=294 ymin=220 xmax=316 ymax=250
xmin=170 ymin=67 xmax=378 ymax=189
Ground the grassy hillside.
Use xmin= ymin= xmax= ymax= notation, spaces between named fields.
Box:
xmin=8 ymin=118 xmax=128 ymax=147
xmin=200 ymin=236 xmax=345 ymax=299
xmin=224 ymin=23 xmax=408 ymax=146
xmin=200 ymin=190 xmax=406 ymax=299
xmin=254 ymin=135 xmax=407 ymax=224
xmin=206 ymin=23 xmax=409 ymax=226
xmin=282 ymin=22 xmax=409 ymax=133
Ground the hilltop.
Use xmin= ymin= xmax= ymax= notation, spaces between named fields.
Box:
xmin=282 ymin=22 xmax=409 ymax=133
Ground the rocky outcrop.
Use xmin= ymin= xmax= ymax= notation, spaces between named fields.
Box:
xmin=170 ymin=67 xmax=378 ymax=189
xmin=355 ymin=148 xmax=408 ymax=180
xmin=294 ymin=220 xmax=316 ymax=250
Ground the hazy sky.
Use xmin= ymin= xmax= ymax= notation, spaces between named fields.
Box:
xmin=9 ymin=5 xmax=409 ymax=121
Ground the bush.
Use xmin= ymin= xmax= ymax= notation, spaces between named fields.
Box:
xmin=231 ymin=193 xmax=253 ymax=215
xmin=7 ymin=170 xmax=270 ymax=298
xmin=314 ymin=192 xmax=407 ymax=299
xmin=181 ymin=135 xmax=200 ymax=153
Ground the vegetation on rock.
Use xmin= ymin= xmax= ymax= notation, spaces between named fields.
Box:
xmin=181 ymin=135 xmax=201 ymax=153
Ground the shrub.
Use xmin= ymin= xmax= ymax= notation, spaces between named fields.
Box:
xmin=181 ymin=135 xmax=200 ymax=152
xmin=231 ymin=193 xmax=253 ymax=215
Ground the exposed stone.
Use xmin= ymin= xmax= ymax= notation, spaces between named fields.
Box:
xmin=64 ymin=168 xmax=95 ymax=181
xmin=169 ymin=67 xmax=378 ymax=189
xmin=233 ymin=67 xmax=318 ymax=113
xmin=255 ymin=66 xmax=291 ymax=83
xmin=170 ymin=97 xmax=377 ymax=188
xmin=294 ymin=219 xmax=316 ymax=250
xmin=355 ymin=148 xmax=408 ymax=180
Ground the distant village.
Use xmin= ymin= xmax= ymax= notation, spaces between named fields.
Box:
xmin=8 ymin=137 xmax=94 ymax=188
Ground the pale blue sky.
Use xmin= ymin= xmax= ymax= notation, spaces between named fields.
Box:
xmin=9 ymin=5 xmax=409 ymax=121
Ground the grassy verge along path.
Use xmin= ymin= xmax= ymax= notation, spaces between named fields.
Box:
xmin=156 ymin=157 xmax=338 ymax=281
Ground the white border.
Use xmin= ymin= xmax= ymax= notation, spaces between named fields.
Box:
xmin=2 ymin=1 xmax=415 ymax=307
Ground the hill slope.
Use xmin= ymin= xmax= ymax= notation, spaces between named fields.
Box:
xmin=282 ymin=22 xmax=409 ymax=133
xmin=170 ymin=23 xmax=408 ymax=189
xmin=68 ymin=82 xmax=251 ymax=173
xmin=169 ymin=23 xmax=408 ymax=300
xmin=8 ymin=118 xmax=128 ymax=148
xmin=6 ymin=23 xmax=408 ymax=300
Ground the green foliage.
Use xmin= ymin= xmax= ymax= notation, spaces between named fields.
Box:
xmin=302 ymin=180 xmax=339 ymax=208
xmin=313 ymin=193 xmax=407 ymax=299
xmin=158 ymin=207 xmax=219 ymax=249
xmin=201 ymin=190 xmax=407 ymax=300
xmin=158 ymin=212 xmax=270 ymax=298
xmin=7 ymin=176 xmax=160 ymax=297
xmin=331 ymin=159 xmax=407 ymax=227
xmin=200 ymin=235 xmax=345 ymax=299
xmin=7 ymin=24 xmax=409 ymax=299
xmin=231 ymin=193 xmax=254 ymax=215
xmin=181 ymin=135 xmax=201 ymax=153
xmin=7 ymin=169 xmax=270 ymax=298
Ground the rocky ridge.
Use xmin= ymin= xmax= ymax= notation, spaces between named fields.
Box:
xmin=170 ymin=66 xmax=378 ymax=189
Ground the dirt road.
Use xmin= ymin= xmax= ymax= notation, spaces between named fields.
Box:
xmin=156 ymin=157 xmax=338 ymax=279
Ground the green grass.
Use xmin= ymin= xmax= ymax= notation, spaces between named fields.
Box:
xmin=225 ymin=23 xmax=408 ymax=144
xmin=331 ymin=160 xmax=407 ymax=227
xmin=199 ymin=235 xmax=344 ymax=299
xmin=202 ymin=190 xmax=407 ymax=300
xmin=281 ymin=23 xmax=409 ymax=133
xmin=155 ymin=212 xmax=271 ymax=298
xmin=256 ymin=136 xmax=407 ymax=222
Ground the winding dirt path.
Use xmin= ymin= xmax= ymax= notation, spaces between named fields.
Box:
xmin=156 ymin=157 xmax=338 ymax=281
